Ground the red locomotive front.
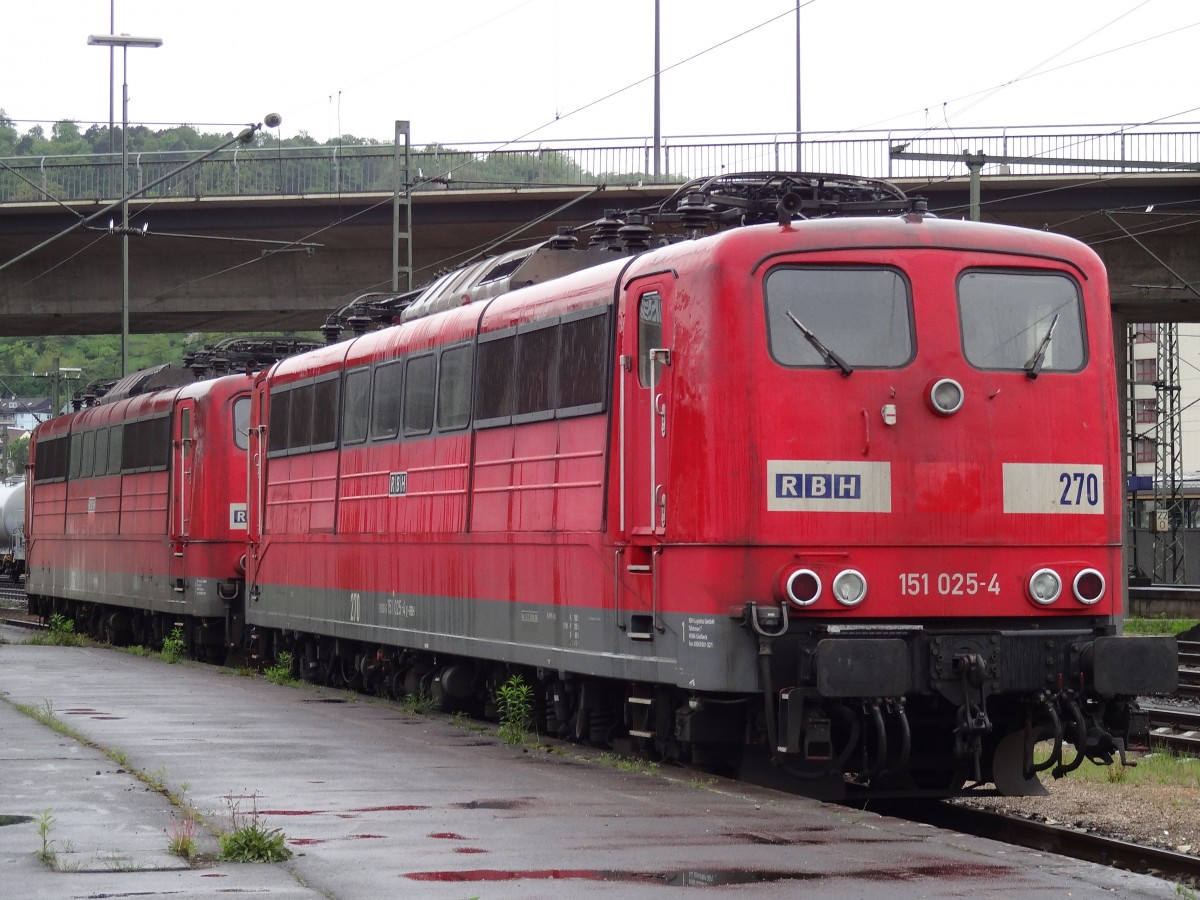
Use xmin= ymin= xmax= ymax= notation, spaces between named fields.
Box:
xmin=619 ymin=214 xmax=1176 ymax=791
xmin=241 ymin=176 xmax=1176 ymax=795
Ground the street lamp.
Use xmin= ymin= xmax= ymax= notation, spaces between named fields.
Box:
xmin=87 ymin=33 xmax=163 ymax=378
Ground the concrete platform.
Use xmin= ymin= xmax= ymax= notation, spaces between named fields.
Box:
xmin=0 ymin=624 xmax=1181 ymax=899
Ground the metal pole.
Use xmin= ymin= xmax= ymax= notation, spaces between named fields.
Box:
xmin=108 ymin=1 xmax=115 ymax=155
xmin=121 ymin=46 xmax=130 ymax=377
xmin=653 ymin=0 xmax=661 ymax=180
xmin=795 ymin=0 xmax=801 ymax=170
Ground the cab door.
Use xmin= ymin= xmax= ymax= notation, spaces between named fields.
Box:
xmin=617 ymin=274 xmax=675 ymax=636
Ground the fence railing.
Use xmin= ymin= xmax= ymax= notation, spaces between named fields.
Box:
xmin=3 ymin=125 xmax=1199 ymax=205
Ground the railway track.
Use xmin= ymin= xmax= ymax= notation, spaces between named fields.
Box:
xmin=891 ymin=802 xmax=1200 ymax=887
xmin=1180 ymin=641 xmax=1200 ymax=700
xmin=1145 ymin=703 xmax=1200 ymax=756
xmin=0 ymin=581 xmax=26 ymax=609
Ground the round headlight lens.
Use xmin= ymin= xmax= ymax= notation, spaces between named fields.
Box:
xmin=785 ymin=569 xmax=822 ymax=607
xmin=1072 ymin=568 xmax=1106 ymax=605
xmin=832 ymin=569 xmax=867 ymax=607
xmin=929 ymin=378 xmax=965 ymax=416
xmin=1028 ymin=568 xmax=1063 ymax=605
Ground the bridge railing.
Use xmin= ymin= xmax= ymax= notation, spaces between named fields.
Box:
xmin=2 ymin=124 xmax=1198 ymax=205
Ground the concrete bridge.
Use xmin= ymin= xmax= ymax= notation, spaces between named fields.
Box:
xmin=2 ymin=127 xmax=1200 ymax=336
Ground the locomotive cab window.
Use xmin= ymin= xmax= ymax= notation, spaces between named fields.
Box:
xmin=637 ymin=291 xmax=663 ymax=387
xmin=764 ymin=267 xmax=914 ymax=369
xmin=958 ymin=269 xmax=1085 ymax=373
xmin=233 ymin=397 xmax=251 ymax=451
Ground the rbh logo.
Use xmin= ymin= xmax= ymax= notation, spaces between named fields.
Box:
xmin=775 ymin=473 xmax=862 ymax=500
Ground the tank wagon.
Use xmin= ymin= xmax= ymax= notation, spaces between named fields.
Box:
xmin=28 ymin=174 xmax=1178 ymax=795
xmin=1 ymin=480 xmax=25 ymax=582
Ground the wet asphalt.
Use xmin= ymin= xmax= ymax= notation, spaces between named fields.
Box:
xmin=0 ymin=622 xmax=1181 ymax=899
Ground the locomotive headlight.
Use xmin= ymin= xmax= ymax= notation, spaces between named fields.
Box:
xmin=784 ymin=569 xmax=822 ymax=607
xmin=1072 ymin=568 xmax=1106 ymax=605
xmin=927 ymin=377 xmax=965 ymax=416
xmin=1028 ymin=568 xmax=1063 ymax=605
xmin=832 ymin=569 xmax=867 ymax=607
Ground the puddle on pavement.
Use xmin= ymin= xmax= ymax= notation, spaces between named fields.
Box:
xmin=405 ymin=862 xmax=1014 ymax=886
xmin=406 ymin=868 xmax=823 ymax=886
xmin=456 ymin=799 xmax=527 ymax=810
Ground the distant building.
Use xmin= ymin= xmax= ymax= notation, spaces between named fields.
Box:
xmin=0 ymin=397 xmax=51 ymax=433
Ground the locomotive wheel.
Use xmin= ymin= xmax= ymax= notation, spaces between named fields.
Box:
xmin=991 ymin=729 xmax=1049 ymax=796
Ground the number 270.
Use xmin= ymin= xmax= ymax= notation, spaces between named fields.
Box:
xmin=1059 ymin=472 xmax=1099 ymax=506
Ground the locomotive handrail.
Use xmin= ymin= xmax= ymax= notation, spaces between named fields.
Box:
xmin=3 ymin=124 xmax=1200 ymax=205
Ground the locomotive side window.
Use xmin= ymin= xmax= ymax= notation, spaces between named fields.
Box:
xmin=342 ymin=368 xmax=371 ymax=445
xmin=80 ymin=430 xmax=96 ymax=479
xmin=638 ymin=291 xmax=663 ymax=387
xmin=107 ymin=426 xmax=123 ymax=475
xmin=68 ymin=432 xmax=84 ymax=480
xmin=403 ymin=355 xmax=436 ymax=436
xmin=287 ymin=385 xmax=315 ymax=451
xmin=121 ymin=416 xmax=170 ymax=472
xmin=371 ymin=361 xmax=403 ymax=440
xmin=475 ymin=332 xmax=516 ymax=427
xmin=437 ymin=345 xmax=472 ymax=432
xmin=515 ymin=320 xmax=558 ymax=421
xmin=33 ymin=435 xmax=69 ymax=483
xmin=268 ymin=390 xmax=291 ymax=455
xmin=474 ymin=306 xmax=610 ymax=429
xmin=764 ymin=267 xmax=913 ymax=369
xmin=94 ymin=427 xmax=110 ymax=474
xmin=310 ymin=377 xmax=340 ymax=450
xmin=558 ymin=308 xmax=609 ymax=414
xmin=958 ymin=269 xmax=1085 ymax=372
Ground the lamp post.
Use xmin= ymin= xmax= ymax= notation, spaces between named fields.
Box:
xmin=87 ymin=33 xmax=162 ymax=378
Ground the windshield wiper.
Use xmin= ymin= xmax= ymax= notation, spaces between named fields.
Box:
xmin=785 ymin=310 xmax=853 ymax=377
xmin=1024 ymin=313 xmax=1060 ymax=380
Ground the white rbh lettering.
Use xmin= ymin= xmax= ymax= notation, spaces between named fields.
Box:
xmin=775 ymin=473 xmax=862 ymax=500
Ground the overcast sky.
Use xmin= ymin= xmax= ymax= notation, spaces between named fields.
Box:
xmin=4 ymin=1 xmax=1198 ymax=145
xmin=7 ymin=0 xmax=1200 ymax=468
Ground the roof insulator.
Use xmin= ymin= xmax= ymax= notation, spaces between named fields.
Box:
xmin=546 ymin=226 xmax=578 ymax=250
xmin=618 ymin=213 xmax=653 ymax=253
xmin=677 ymin=191 xmax=713 ymax=238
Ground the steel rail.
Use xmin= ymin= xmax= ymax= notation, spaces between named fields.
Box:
xmin=888 ymin=802 xmax=1200 ymax=887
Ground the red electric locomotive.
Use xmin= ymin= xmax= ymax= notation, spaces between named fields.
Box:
xmin=243 ymin=174 xmax=1176 ymax=796
xmin=26 ymin=366 xmax=253 ymax=657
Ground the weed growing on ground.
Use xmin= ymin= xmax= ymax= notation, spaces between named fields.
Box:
xmin=26 ymin=613 xmax=84 ymax=647
xmin=167 ymin=812 xmax=199 ymax=861
xmin=145 ymin=767 xmax=168 ymax=792
xmin=496 ymin=674 xmax=534 ymax=745
xmin=34 ymin=808 xmax=55 ymax=865
xmin=264 ymin=651 xmax=296 ymax=686
xmin=218 ymin=793 xmax=292 ymax=863
xmin=597 ymin=751 xmax=661 ymax=776
xmin=160 ymin=625 xmax=185 ymax=663
xmin=401 ymin=689 xmax=434 ymax=715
